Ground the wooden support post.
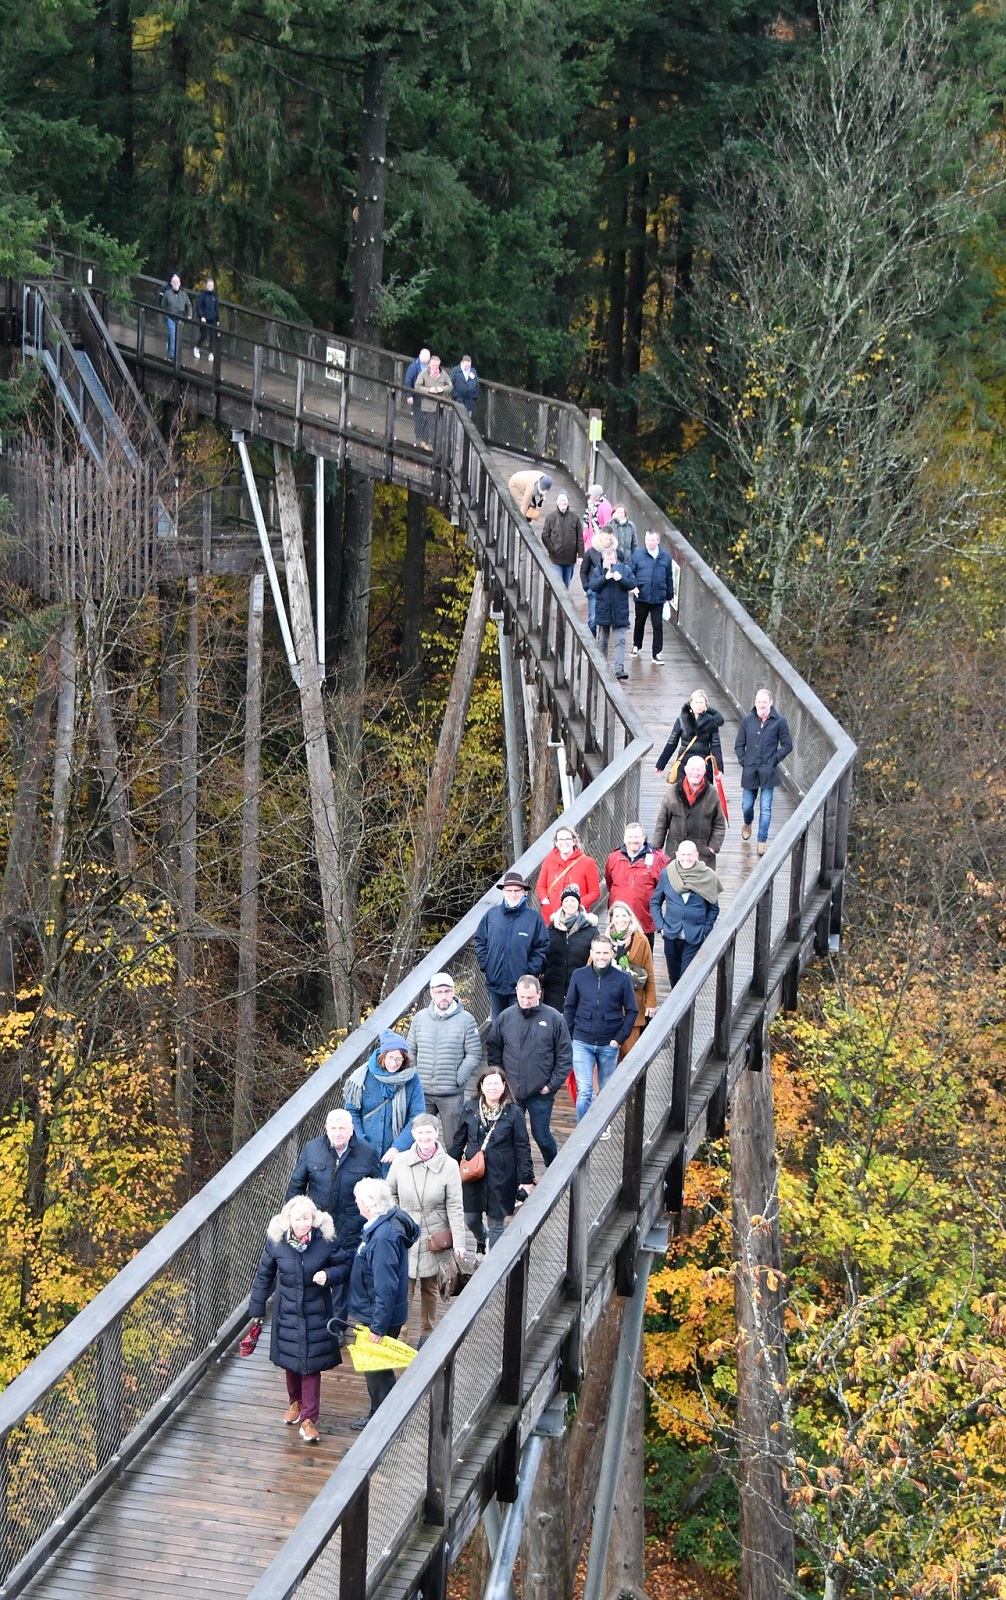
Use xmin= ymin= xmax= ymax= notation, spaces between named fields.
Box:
xmin=731 ymin=1023 xmax=795 ymax=1600
xmin=232 ymin=572 xmax=264 ymax=1152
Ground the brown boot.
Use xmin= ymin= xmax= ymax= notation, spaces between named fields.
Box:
xmin=299 ymin=1419 xmax=320 ymax=1444
xmin=757 ymin=842 xmax=767 ymax=857
xmin=284 ymin=1401 xmax=301 ymax=1426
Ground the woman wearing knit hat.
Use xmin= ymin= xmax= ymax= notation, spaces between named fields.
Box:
xmin=344 ymin=1030 xmax=426 ymax=1173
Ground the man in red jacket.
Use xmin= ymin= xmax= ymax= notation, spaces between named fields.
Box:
xmin=604 ymin=822 xmax=668 ymax=946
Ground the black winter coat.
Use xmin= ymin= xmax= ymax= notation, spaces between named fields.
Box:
xmin=450 ymin=1101 xmax=534 ymax=1219
xmin=541 ymin=915 xmax=597 ymax=1009
xmin=348 ymin=1207 xmax=420 ymax=1337
xmin=656 ymin=704 xmax=725 ymax=773
xmin=486 ymin=1000 xmax=572 ymax=1100
xmin=589 ymin=560 xmax=635 ymax=628
xmin=249 ymin=1221 xmax=347 ymax=1374
xmin=285 ymin=1132 xmax=382 ymax=1259
xmin=734 ymin=706 xmax=793 ymax=789
xmin=541 ymin=507 xmax=584 ymax=566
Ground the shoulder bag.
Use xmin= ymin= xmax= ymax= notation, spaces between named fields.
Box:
xmin=668 ymin=734 xmax=698 ymax=786
xmin=460 ymin=1121 xmax=496 ymax=1183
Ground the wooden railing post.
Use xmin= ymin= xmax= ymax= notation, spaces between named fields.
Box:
xmin=665 ymin=1005 xmax=694 ymax=1212
xmin=423 ymin=1354 xmax=455 ymax=1600
xmin=497 ymin=1249 xmax=529 ymax=1502
xmin=341 ymin=1480 xmax=370 ymax=1600
xmin=783 ymin=830 xmax=807 ymax=1010
xmin=561 ymin=1167 xmax=589 ymax=1390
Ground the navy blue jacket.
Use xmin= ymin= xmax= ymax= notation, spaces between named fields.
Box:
xmin=474 ymin=897 xmax=549 ymax=994
xmin=589 ymin=560 xmax=635 ymax=628
xmin=563 ymin=963 xmax=637 ymax=1046
xmin=650 ymin=869 xmax=719 ymax=946
xmin=450 ymin=364 xmax=479 ymax=415
xmin=286 ymin=1132 xmax=382 ymax=1258
xmin=249 ymin=1222 xmax=347 ymax=1374
xmin=630 ymin=545 xmax=675 ymax=605
xmin=348 ymin=1207 xmax=420 ymax=1337
xmin=734 ymin=706 xmax=793 ymax=789
xmin=405 ymin=354 xmax=428 ymax=401
xmin=196 ymin=288 xmax=219 ymax=324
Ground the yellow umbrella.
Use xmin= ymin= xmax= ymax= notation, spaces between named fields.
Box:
xmin=348 ymin=1327 xmax=417 ymax=1372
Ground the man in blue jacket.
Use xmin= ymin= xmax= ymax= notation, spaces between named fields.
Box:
xmin=734 ymin=688 xmax=794 ymax=856
xmin=474 ymin=870 xmax=550 ymax=1019
xmin=286 ymin=1108 xmax=382 ymax=1336
xmin=286 ymin=1109 xmax=381 ymax=1256
xmin=563 ymin=935 xmax=637 ymax=1126
xmin=630 ymin=530 xmax=675 ymax=663
xmin=404 ymin=345 xmax=430 ymax=444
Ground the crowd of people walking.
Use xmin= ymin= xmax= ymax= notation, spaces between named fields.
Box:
xmin=229 ymin=331 xmax=795 ymax=1449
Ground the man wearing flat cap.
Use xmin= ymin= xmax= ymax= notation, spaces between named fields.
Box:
xmin=474 ymin=870 xmax=550 ymax=1020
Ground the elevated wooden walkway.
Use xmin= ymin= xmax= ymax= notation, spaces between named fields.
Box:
xmin=0 ymin=266 xmax=844 ymax=1600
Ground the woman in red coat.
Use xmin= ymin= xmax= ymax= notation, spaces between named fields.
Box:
xmin=535 ymin=824 xmax=601 ymax=919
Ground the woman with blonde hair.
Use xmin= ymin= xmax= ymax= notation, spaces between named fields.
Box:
xmin=655 ymin=689 xmax=725 ymax=780
xmin=604 ymin=901 xmax=657 ymax=1059
xmin=246 ymin=1195 xmax=347 ymax=1444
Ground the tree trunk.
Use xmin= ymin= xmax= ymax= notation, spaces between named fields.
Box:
xmin=401 ymin=488 xmax=427 ymax=695
xmin=232 ymin=571 xmax=264 ymax=1151
xmin=605 ymin=110 xmax=631 ymax=395
xmin=273 ymin=444 xmax=356 ymax=1027
xmin=566 ymin=1297 xmax=626 ymax=1573
xmin=382 ymin=577 xmax=489 ymax=993
xmin=522 ymin=1430 xmax=572 ymax=1600
xmin=602 ymin=1347 xmax=646 ymax=1594
xmin=353 ymin=51 xmax=389 ymax=349
xmin=175 ymin=578 xmax=198 ymax=1148
xmin=0 ymin=632 xmax=61 ymax=1010
xmin=731 ymin=1032 xmax=796 ymax=1599
xmin=82 ymin=596 xmax=135 ymax=880
xmin=49 ymin=611 xmax=77 ymax=881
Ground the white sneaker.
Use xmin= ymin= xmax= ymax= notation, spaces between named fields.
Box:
xmin=207 ymin=351 xmax=214 ymax=362
xmin=631 ymin=645 xmax=640 ymax=656
xmin=653 ymin=654 xmax=664 ymax=664
xmin=193 ymin=347 xmax=200 ymax=359
xmin=599 ymin=1127 xmax=612 ymax=1141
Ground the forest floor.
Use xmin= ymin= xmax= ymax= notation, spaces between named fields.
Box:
xmin=447 ymin=1526 xmax=739 ymax=1600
